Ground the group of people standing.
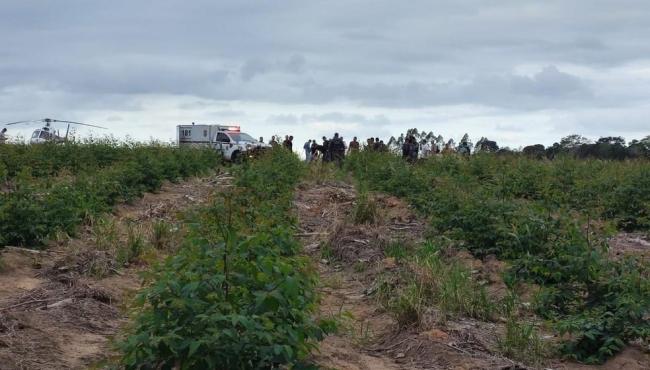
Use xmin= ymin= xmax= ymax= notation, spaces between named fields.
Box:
xmin=301 ymin=134 xmax=393 ymax=165
xmin=401 ymin=135 xmax=420 ymax=163
xmin=266 ymin=132 xmax=450 ymax=165
xmin=266 ymin=135 xmax=295 ymax=151
xmin=365 ymin=137 xmax=388 ymax=152
xmin=303 ymin=133 xmax=350 ymax=166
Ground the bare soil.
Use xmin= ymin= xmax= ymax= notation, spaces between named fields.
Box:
xmin=609 ymin=232 xmax=650 ymax=260
xmin=294 ymin=180 xmax=650 ymax=370
xmin=1 ymin=174 xmax=647 ymax=369
xmin=0 ymin=173 xmax=224 ymax=370
xmin=294 ymin=181 xmax=518 ymax=369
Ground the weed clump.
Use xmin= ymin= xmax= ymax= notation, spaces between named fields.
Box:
xmin=150 ymin=220 xmax=173 ymax=251
xmin=376 ymin=242 xmax=494 ymax=326
xmin=498 ymin=317 xmax=548 ymax=366
xmin=352 ymin=189 xmax=378 ymax=225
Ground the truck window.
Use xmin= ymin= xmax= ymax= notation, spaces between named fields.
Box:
xmin=216 ymin=133 xmax=230 ymax=142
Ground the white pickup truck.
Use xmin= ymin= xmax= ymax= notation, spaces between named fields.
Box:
xmin=176 ymin=123 xmax=270 ymax=161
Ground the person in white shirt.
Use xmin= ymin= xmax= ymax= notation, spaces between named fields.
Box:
xmin=303 ymin=139 xmax=312 ymax=162
xmin=421 ymin=141 xmax=432 ymax=158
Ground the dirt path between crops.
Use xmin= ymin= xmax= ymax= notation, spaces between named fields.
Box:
xmin=0 ymin=171 xmax=229 ymax=370
xmin=294 ymin=180 xmax=650 ymax=370
xmin=294 ymin=181 xmax=520 ymax=370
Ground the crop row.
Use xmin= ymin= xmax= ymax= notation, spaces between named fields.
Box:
xmin=345 ymin=151 xmax=650 ymax=364
xmin=118 ymin=148 xmax=331 ymax=369
xmin=0 ymin=143 xmax=220 ymax=246
xmin=0 ymin=140 xmax=181 ymax=179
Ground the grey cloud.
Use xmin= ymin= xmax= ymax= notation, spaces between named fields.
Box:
xmin=240 ymin=54 xmax=307 ymax=81
xmin=509 ymin=66 xmax=588 ymax=97
xmin=1 ymin=0 xmax=650 ymax=143
xmin=266 ymin=112 xmax=391 ymax=128
xmin=210 ymin=109 xmax=246 ymax=118
xmin=266 ymin=114 xmax=299 ymax=125
xmin=495 ymin=123 xmax=527 ymax=133
xmin=240 ymin=59 xmax=270 ymax=81
xmin=296 ymin=66 xmax=591 ymax=109
xmin=301 ymin=112 xmax=391 ymax=126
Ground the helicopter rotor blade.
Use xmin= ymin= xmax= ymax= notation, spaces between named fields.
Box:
xmin=51 ymin=119 xmax=107 ymax=129
xmin=3 ymin=119 xmax=43 ymax=126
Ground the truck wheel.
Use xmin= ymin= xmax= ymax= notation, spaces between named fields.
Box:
xmin=231 ymin=151 xmax=242 ymax=163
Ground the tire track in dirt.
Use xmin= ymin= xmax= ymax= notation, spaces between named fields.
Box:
xmin=0 ymin=173 xmax=228 ymax=370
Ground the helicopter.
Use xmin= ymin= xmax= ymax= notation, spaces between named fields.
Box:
xmin=2 ymin=118 xmax=106 ymax=144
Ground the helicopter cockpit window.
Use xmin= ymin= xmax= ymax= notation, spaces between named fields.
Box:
xmin=32 ymin=131 xmax=39 ymax=138
xmin=39 ymin=131 xmax=51 ymax=139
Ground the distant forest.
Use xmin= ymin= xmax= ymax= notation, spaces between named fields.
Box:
xmin=387 ymin=129 xmax=650 ymax=160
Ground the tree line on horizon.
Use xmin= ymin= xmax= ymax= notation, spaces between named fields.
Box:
xmin=386 ymin=129 xmax=650 ymax=160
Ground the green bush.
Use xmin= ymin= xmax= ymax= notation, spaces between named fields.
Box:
xmin=119 ymin=148 xmax=333 ymax=369
xmin=0 ymin=143 xmax=219 ymax=246
xmin=346 ymin=150 xmax=650 ymax=363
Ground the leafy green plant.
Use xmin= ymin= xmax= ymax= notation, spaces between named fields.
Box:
xmin=119 ymin=148 xmax=334 ymax=369
xmin=345 ymin=150 xmax=650 ymax=363
xmin=0 ymin=142 xmax=219 ymax=247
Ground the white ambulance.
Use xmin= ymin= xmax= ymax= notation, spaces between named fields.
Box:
xmin=176 ymin=123 xmax=269 ymax=161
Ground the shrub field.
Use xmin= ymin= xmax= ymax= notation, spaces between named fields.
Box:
xmin=0 ymin=141 xmax=220 ymax=246
xmin=118 ymin=148 xmax=332 ymax=369
xmin=2 ymin=140 xmax=648 ymax=367
xmin=345 ymin=150 xmax=650 ymax=364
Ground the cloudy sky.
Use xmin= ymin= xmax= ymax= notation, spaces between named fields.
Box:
xmin=1 ymin=1 xmax=649 ymax=148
